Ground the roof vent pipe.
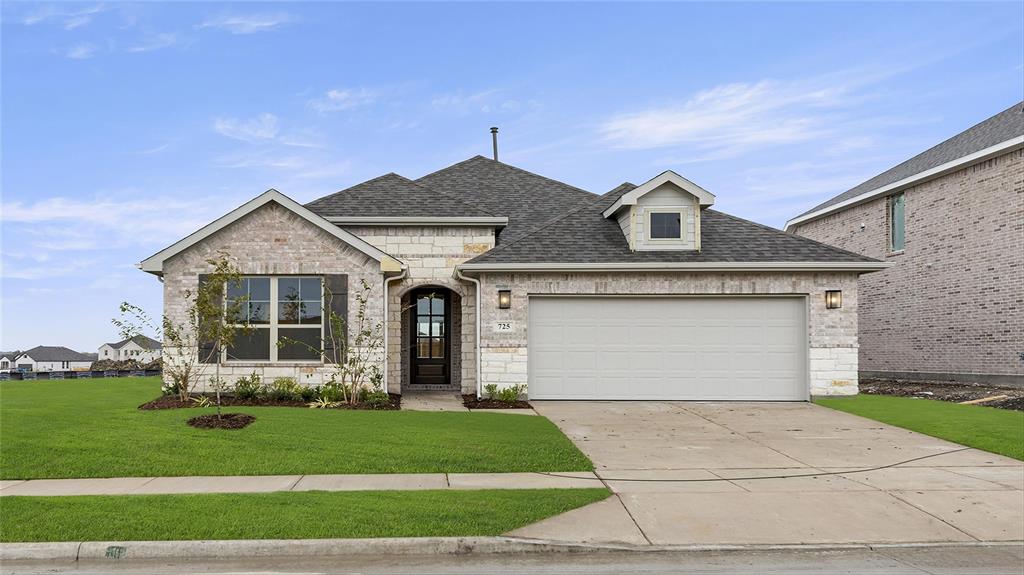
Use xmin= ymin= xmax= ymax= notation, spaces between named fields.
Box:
xmin=490 ymin=127 xmax=499 ymax=161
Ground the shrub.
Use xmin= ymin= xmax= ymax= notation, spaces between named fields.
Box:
xmin=160 ymin=379 xmax=181 ymax=397
xmin=233 ymin=372 xmax=262 ymax=400
xmin=266 ymin=377 xmax=302 ymax=401
xmin=484 ymin=384 xmax=499 ymax=401
xmin=191 ymin=395 xmax=212 ymax=408
xmin=497 ymin=384 xmax=527 ymax=403
xmin=320 ymin=380 xmax=346 ymax=402
xmin=361 ymin=381 xmax=391 ymax=409
xmin=308 ymin=397 xmax=340 ymax=409
xmin=299 ymin=385 xmax=319 ymax=402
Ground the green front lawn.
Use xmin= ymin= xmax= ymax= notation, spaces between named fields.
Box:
xmin=0 ymin=488 xmax=610 ymax=542
xmin=816 ymin=394 xmax=1024 ymax=461
xmin=0 ymin=378 xmax=591 ymax=479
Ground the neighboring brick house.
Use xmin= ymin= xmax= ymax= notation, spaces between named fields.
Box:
xmin=140 ymin=155 xmax=887 ymax=400
xmin=786 ymin=102 xmax=1024 ymax=386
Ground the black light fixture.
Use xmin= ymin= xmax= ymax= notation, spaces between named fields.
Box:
xmin=825 ymin=290 xmax=843 ymax=309
xmin=498 ymin=289 xmax=512 ymax=309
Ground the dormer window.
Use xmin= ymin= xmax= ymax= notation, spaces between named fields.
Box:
xmin=649 ymin=212 xmax=682 ymax=239
xmin=603 ymin=170 xmax=716 ymax=252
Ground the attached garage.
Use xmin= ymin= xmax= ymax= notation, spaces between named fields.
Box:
xmin=528 ymin=296 xmax=808 ymax=401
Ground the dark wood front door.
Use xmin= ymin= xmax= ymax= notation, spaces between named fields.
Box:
xmin=411 ymin=289 xmax=450 ymax=386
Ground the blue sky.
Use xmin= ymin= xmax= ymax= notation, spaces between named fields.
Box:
xmin=2 ymin=1 xmax=1022 ymax=352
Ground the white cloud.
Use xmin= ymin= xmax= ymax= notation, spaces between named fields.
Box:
xmin=308 ymin=88 xmax=376 ymax=113
xmin=197 ymin=12 xmax=293 ymax=34
xmin=22 ymin=4 xmax=105 ymax=27
xmin=213 ymin=113 xmax=279 ymax=142
xmin=599 ymin=80 xmax=847 ymax=156
xmin=65 ymin=42 xmax=98 ymax=60
xmin=127 ymin=33 xmax=178 ymax=53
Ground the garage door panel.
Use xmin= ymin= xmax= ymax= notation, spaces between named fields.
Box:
xmin=528 ymin=297 xmax=807 ymax=401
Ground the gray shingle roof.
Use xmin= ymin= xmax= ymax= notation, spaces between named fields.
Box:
xmin=306 ymin=173 xmax=496 ymax=218
xmin=415 ymin=156 xmax=597 ymax=241
xmin=466 ymin=184 xmax=879 ymax=265
xmin=104 ymin=335 xmax=162 ymax=350
xmin=795 ymin=101 xmax=1024 ymax=219
xmin=19 ymin=346 xmax=95 ymax=362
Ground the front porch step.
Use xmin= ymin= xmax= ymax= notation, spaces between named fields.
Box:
xmin=404 ymin=385 xmax=460 ymax=392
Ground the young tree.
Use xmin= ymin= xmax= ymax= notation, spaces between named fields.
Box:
xmin=114 ymin=252 xmax=250 ymax=415
xmin=279 ymin=277 xmax=385 ymax=405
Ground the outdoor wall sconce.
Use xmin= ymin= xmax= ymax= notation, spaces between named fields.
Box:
xmin=498 ymin=290 xmax=512 ymax=309
xmin=825 ymin=290 xmax=843 ymax=309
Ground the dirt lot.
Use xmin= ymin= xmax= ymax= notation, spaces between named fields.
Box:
xmin=860 ymin=378 xmax=1024 ymax=411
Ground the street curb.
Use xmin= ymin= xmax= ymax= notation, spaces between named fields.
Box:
xmin=2 ymin=537 xmax=1022 ymax=562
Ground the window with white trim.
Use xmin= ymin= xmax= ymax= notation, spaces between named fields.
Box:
xmin=649 ymin=211 xmax=682 ymax=239
xmin=225 ymin=277 xmax=323 ymax=362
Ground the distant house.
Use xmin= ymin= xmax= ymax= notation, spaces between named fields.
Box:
xmin=786 ymin=102 xmax=1023 ymax=386
xmin=98 ymin=335 xmax=162 ymax=364
xmin=0 ymin=352 xmax=21 ymax=373
xmin=12 ymin=346 xmax=95 ymax=372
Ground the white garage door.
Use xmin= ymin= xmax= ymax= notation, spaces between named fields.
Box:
xmin=528 ymin=296 xmax=807 ymax=400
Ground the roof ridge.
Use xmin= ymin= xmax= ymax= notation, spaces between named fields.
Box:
xmin=708 ymin=209 xmax=879 ymax=262
xmin=467 ymin=184 xmax=626 ymax=261
xmin=418 ymin=155 xmax=595 ymax=199
xmin=311 ymin=170 xmax=498 ymax=217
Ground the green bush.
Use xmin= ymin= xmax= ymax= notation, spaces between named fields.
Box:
xmin=299 ymin=385 xmax=319 ymax=402
xmin=497 ymin=384 xmax=527 ymax=403
xmin=484 ymin=384 xmax=499 ymax=401
xmin=266 ymin=377 xmax=302 ymax=402
xmin=233 ymin=373 xmax=262 ymax=400
xmin=320 ymin=381 xmax=346 ymax=402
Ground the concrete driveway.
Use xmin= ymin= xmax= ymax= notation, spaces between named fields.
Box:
xmin=512 ymin=401 xmax=1023 ymax=546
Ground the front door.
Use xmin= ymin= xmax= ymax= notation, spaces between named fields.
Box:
xmin=411 ymin=289 xmax=450 ymax=386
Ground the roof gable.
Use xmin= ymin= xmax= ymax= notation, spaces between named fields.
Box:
xmin=105 ymin=335 xmax=162 ymax=350
xmin=139 ymin=189 xmax=394 ymax=275
xmin=603 ymin=170 xmax=715 ymax=218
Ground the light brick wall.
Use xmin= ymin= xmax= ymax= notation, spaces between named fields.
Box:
xmin=343 ymin=226 xmax=494 ymax=394
xmin=162 ymin=202 xmax=383 ymax=390
xmin=791 ymin=148 xmax=1024 ymax=381
xmin=475 ymin=271 xmax=861 ymax=396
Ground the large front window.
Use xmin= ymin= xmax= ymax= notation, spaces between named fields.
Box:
xmin=226 ymin=276 xmax=323 ymax=362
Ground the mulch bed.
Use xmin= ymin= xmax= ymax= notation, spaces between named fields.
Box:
xmin=139 ymin=394 xmax=402 ymax=411
xmin=462 ymin=394 xmax=533 ymax=409
xmin=860 ymin=378 xmax=1024 ymax=411
xmin=187 ymin=413 xmax=256 ymax=429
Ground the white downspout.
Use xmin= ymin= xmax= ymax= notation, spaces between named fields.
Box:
xmin=383 ymin=268 xmax=407 ymax=395
xmin=454 ymin=267 xmax=482 ymax=399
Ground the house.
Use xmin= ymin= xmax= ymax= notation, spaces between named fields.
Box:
xmin=0 ymin=352 xmax=21 ymax=373
xmin=786 ymin=102 xmax=1024 ymax=386
xmin=11 ymin=346 xmax=96 ymax=372
xmin=99 ymin=335 xmax=162 ymax=363
xmin=140 ymin=153 xmax=888 ymax=400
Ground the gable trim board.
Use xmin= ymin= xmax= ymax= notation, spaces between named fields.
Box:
xmin=603 ymin=170 xmax=715 ymax=218
xmin=457 ymin=261 xmax=891 ymax=272
xmin=784 ymin=135 xmax=1024 ymax=231
xmin=139 ymin=189 xmax=399 ymax=275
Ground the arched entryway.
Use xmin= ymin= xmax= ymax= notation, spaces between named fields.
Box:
xmin=401 ymin=286 xmax=462 ymax=390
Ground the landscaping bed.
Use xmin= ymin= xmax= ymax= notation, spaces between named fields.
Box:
xmin=140 ymin=393 xmax=401 ymax=411
xmin=187 ymin=413 xmax=256 ymax=429
xmin=463 ymin=394 xmax=532 ymax=409
xmin=860 ymin=378 xmax=1024 ymax=411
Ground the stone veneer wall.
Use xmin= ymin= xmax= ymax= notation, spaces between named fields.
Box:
xmin=342 ymin=225 xmax=495 ymax=394
xmin=791 ymin=148 xmax=1023 ymax=383
xmin=475 ymin=271 xmax=862 ymax=396
xmin=162 ymin=202 xmax=384 ymax=391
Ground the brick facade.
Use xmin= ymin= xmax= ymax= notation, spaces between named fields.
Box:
xmin=791 ymin=148 xmax=1024 ymax=383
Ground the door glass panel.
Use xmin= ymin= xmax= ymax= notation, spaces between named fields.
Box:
xmin=417 ymin=338 xmax=431 ymax=358
xmin=417 ymin=321 xmax=430 ymax=337
xmin=431 ymin=317 xmax=445 ymax=336
xmin=417 ymin=297 xmax=430 ymax=314
xmin=431 ymin=296 xmax=444 ymax=314
xmin=430 ymin=337 xmax=444 ymax=358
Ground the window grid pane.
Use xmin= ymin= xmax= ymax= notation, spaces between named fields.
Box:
xmin=650 ymin=212 xmax=681 ymax=239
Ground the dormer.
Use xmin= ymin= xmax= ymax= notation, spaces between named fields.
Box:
xmin=603 ymin=171 xmax=715 ymax=251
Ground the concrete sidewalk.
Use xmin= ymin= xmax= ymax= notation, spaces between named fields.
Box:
xmin=0 ymin=471 xmax=600 ymax=496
